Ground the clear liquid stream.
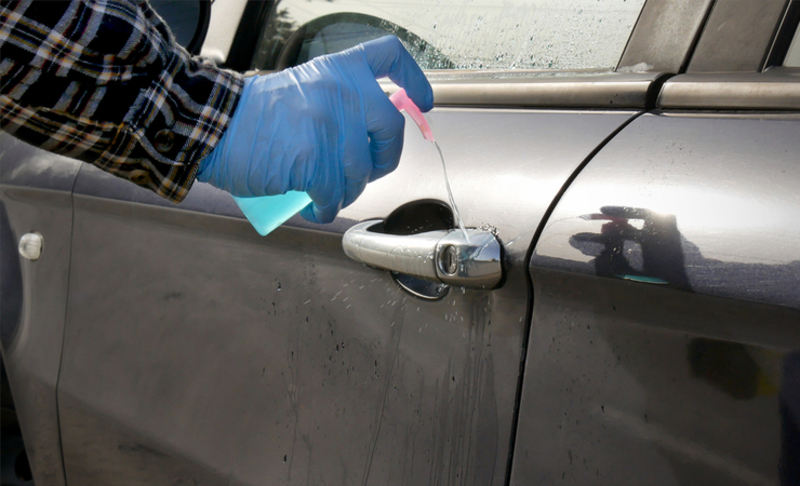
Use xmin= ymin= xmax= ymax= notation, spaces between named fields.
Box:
xmin=433 ymin=141 xmax=469 ymax=242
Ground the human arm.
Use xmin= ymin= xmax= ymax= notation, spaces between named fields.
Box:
xmin=195 ymin=36 xmax=434 ymax=223
xmin=1 ymin=1 xmax=433 ymax=223
xmin=0 ymin=0 xmax=241 ymax=202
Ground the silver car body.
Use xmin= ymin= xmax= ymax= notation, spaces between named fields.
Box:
xmin=2 ymin=0 xmax=800 ymax=485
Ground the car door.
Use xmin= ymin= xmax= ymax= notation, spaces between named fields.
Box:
xmin=513 ymin=1 xmax=800 ymax=484
xmin=0 ymin=135 xmax=81 ymax=486
xmin=53 ymin=1 xmax=709 ymax=485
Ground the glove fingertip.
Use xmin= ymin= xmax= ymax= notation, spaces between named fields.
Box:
xmin=411 ymin=85 xmax=435 ymax=113
xmin=361 ymin=36 xmax=433 ymax=112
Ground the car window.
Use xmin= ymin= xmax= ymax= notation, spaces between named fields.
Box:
xmin=786 ymin=23 xmax=800 ymax=66
xmin=150 ymin=0 xmax=207 ymax=54
xmin=252 ymin=0 xmax=646 ymax=71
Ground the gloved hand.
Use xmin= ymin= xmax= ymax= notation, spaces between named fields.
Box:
xmin=196 ymin=36 xmax=434 ymax=223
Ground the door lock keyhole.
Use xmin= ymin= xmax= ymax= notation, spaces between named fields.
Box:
xmin=440 ymin=245 xmax=458 ymax=275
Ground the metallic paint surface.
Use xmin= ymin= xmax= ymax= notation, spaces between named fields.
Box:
xmin=515 ymin=270 xmax=797 ymax=486
xmin=658 ymin=69 xmax=800 ymax=110
xmin=56 ymin=108 xmax=635 ymax=485
xmin=513 ymin=113 xmax=800 ymax=484
xmin=0 ymin=133 xmax=81 ymax=486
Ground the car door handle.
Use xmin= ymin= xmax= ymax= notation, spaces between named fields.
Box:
xmin=342 ymin=220 xmax=503 ymax=289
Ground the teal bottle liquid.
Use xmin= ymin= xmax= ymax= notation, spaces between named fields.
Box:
xmin=232 ymin=191 xmax=312 ymax=236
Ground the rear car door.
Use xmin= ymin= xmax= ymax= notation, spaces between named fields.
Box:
xmin=52 ymin=1 xmax=709 ymax=484
xmin=513 ymin=1 xmax=800 ymax=484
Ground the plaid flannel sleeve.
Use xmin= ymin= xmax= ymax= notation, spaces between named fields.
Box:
xmin=0 ymin=0 xmax=243 ymax=203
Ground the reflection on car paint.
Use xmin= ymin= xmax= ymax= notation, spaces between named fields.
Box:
xmin=571 ymin=206 xmax=691 ymax=290
xmin=525 ymin=205 xmax=800 ymax=484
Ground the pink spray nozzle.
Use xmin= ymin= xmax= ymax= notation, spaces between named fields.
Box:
xmin=390 ymin=88 xmax=435 ymax=142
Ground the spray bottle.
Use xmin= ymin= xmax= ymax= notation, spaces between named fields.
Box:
xmin=232 ymin=89 xmax=434 ymax=236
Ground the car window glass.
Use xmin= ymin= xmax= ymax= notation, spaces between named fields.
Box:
xmin=150 ymin=0 xmax=204 ymax=52
xmin=785 ymin=24 xmax=800 ymax=66
xmin=252 ymin=0 xmax=646 ymax=71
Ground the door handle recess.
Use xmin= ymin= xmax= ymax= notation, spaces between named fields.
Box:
xmin=342 ymin=220 xmax=503 ymax=289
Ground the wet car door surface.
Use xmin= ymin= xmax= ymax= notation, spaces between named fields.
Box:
xmin=55 ymin=105 xmax=638 ymax=485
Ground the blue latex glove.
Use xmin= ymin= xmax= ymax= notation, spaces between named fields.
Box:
xmin=196 ymin=36 xmax=433 ymax=223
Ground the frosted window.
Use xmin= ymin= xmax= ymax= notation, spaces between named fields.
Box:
xmin=785 ymin=25 xmax=800 ymax=67
xmin=253 ymin=0 xmax=646 ymax=71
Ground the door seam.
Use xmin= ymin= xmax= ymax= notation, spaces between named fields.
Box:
xmin=503 ymin=109 xmax=648 ymax=486
xmin=54 ymin=164 xmax=81 ymax=486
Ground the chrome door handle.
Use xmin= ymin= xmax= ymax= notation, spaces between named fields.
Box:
xmin=342 ymin=220 xmax=503 ymax=289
